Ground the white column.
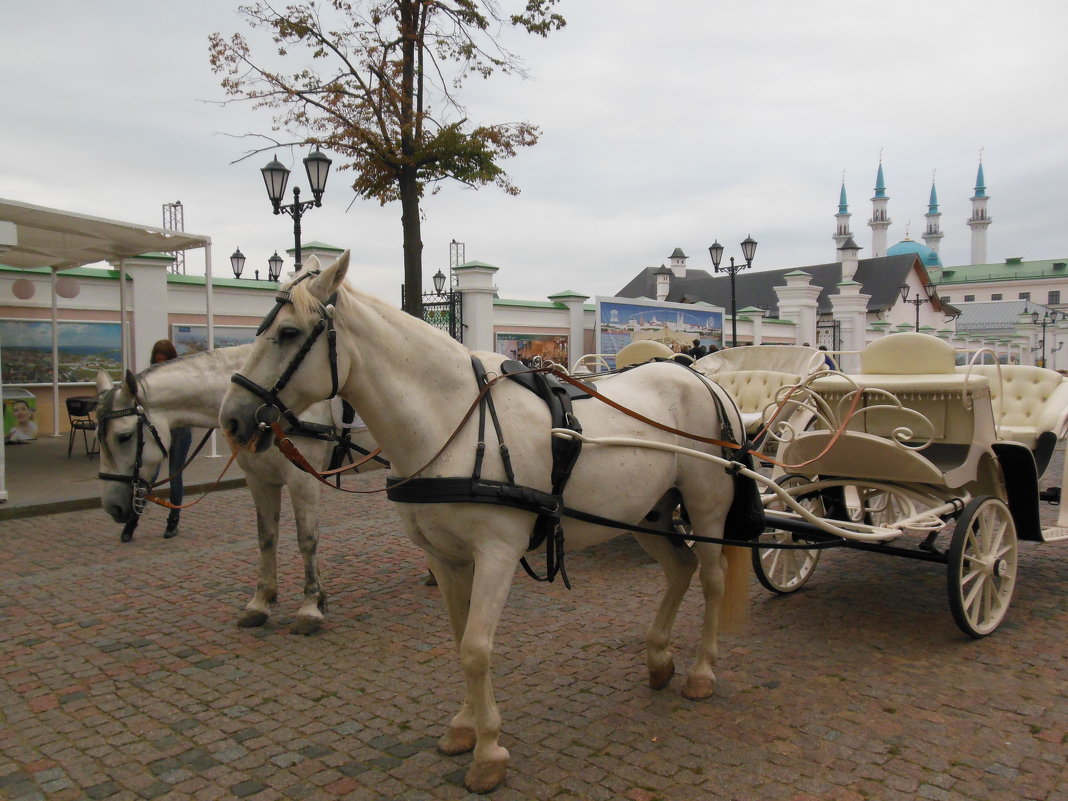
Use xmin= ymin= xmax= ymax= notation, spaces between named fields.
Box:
xmin=775 ymin=270 xmax=821 ymax=346
xmin=111 ymin=254 xmax=172 ymax=369
xmin=454 ymin=262 xmax=499 ymax=353
xmin=548 ymin=290 xmax=589 ymax=366
xmin=830 ymin=281 xmax=871 ymax=373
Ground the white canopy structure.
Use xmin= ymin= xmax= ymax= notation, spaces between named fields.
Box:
xmin=0 ymin=198 xmax=215 ymax=503
xmin=0 ymin=198 xmax=211 ymax=270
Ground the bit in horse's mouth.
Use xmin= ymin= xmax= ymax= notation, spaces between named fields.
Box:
xmin=254 ymin=427 xmax=274 ymax=453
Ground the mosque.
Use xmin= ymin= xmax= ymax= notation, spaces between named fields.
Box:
xmin=834 ymin=158 xmax=992 ymax=270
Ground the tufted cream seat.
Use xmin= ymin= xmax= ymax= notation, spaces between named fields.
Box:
xmin=693 ymin=345 xmax=824 ymax=437
xmin=707 ymin=370 xmax=805 ymax=434
xmin=955 ymin=364 xmax=1068 ymax=451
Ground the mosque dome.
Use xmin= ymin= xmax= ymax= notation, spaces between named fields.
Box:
xmin=887 ymin=237 xmax=942 ymax=268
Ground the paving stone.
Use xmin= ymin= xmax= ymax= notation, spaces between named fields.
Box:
xmin=0 ymin=469 xmax=1064 ymax=800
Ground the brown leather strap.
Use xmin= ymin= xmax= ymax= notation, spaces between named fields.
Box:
xmin=146 ymin=446 xmax=240 ymax=510
xmin=266 ymin=360 xmax=863 ymax=492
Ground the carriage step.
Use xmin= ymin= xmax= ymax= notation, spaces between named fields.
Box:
xmin=1040 ymin=526 xmax=1068 ymax=543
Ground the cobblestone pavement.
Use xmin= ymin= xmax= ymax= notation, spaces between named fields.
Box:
xmin=1 ymin=466 xmax=1065 ymax=801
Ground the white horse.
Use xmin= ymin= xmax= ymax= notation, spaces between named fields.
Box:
xmin=220 ymin=252 xmax=748 ymax=793
xmin=96 ymin=344 xmax=384 ymax=635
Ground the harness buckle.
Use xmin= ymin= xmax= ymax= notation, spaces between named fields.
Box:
xmin=132 ymin=480 xmax=149 ymax=515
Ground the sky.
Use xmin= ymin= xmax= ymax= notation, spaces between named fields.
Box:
xmin=4 ymin=0 xmax=1068 ymax=304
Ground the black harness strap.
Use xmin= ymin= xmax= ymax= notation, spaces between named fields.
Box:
xmin=386 ymin=357 xmax=584 ymax=587
xmin=231 ymin=272 xmax=339 ymax=431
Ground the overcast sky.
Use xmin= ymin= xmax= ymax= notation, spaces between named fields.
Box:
xmin=4 ymin=1 xmax=1067 ymax=303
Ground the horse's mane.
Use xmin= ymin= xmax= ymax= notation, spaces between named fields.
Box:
xmin=286 ymin=271 xmax=467 ymax=355
xmin=97 ymin=346 xmax=252 ymax=448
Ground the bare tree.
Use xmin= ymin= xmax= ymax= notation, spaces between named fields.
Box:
xmin=210 ymin=0 xmax=565 ymax=316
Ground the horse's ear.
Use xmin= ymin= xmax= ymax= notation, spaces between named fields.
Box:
xmin=95 ymin=370 xmax=114 ymax=395
xmin=308 ymin=250 xmax=350 ymax=303
xmin=124 ymin=369 xmax=138 ymax=398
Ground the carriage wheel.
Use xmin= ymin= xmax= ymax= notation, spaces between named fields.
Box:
xmin=753 ymin=475 xmax=822 ymax=594
xmin=947 ymin=496 xmax=1018 ymax=638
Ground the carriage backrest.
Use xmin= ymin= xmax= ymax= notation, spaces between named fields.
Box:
xmin=694 ymin=344 xmax=822 ymax=376
xmin=614 ymin=340 xmax=674 ymax=368
xmin=955 ymin=364 xmax=1068 ymax=440
xmin=861 ymin=333 xmax=956 ymax=375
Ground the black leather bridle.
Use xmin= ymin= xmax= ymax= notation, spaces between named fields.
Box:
xmin=230 ymin=270 xmax=340 ymax=432
xmin=97 ymin=390 xmax=169 ymax=515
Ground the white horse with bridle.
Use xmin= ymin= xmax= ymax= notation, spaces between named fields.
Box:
xmin=95 ymin=344 xmax=384 ymax=634
xmin=220 ymin=252 xmax=749 ymax=793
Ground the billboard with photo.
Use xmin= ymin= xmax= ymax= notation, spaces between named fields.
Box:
xmin=0 ymin=319 xmax=123 ymax=385
xmin=172 ymin=324 xmax=259 ymax=355
xmin=494 ymin=332 xmax=569 ymax=367
xmin=595 ymin=297 xmax=724 ymax=366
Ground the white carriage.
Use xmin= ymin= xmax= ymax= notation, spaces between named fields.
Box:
xmin=711 ymin=333 xmax=1068 ymax=638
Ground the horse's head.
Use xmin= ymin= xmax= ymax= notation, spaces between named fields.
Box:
xmin=95 ymin=369 xmax=173 ymax=523
xmin=222 ymin=251 xmax=352 ymax=452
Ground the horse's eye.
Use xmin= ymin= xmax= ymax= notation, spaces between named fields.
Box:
xmin=278 ymin=326 xmax=301 ymax=343
xmin=117 ymin=432 xmax=133 ymax=444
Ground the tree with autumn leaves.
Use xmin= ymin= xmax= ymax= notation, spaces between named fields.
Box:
xmin=209 ymin=1 xmax=565 ymax=316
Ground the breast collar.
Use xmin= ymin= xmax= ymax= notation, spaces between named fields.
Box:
xmin=230 ymin=269 xmax=340 ymax=431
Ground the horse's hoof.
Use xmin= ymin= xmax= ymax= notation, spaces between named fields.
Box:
xmin=681 ymin=674 xmax=716 ymax=700
xmin=437 ymin=726 xmax=476 ymax=756
xmin=648 ymin=659 xmax=675 ymax=690
xmin=465 ymin=754 xmax=509 ymax=794
xmin=290 ymin=615 xmax=322 ymax=636
xmin=237 ymin=610 xmax=269 ymax=628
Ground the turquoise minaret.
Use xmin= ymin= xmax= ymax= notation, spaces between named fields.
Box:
xmin=868 ymin=158 xmax=891 ymax=257
xmin=833 ymin=176 xmax=853 ymax=254
xmin=967 ymin=157 xmax=991 ymax=264
xmin=922 ymin=175 xmax=944 ymax=255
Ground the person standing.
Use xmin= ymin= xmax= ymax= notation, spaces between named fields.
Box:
xmin=687 ymin=338 xmax=708 ymax=360
xmin=120 ymin=339 xmax=190 ymax=542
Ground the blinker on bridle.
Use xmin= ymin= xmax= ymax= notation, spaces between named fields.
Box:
xmin=230 ymin=269 xmax=340 ymax=431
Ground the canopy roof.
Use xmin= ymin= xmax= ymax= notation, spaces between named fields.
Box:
xmin=0 ymin=198 xmax=211 ymax=270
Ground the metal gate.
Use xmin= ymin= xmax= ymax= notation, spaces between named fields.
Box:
xmin=421 ymin=291 xmax=463 ymax=343
xmin=816 ymin=319 xmax=840 ymax=352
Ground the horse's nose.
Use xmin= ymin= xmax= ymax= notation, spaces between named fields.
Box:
xmin=224 ymin=415 xmax=243 ymax=441
xmin=104 ymin=501 xmax=127 ymax=523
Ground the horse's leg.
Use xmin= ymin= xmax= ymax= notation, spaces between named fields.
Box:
xmin=238 ymin=476 xmax=281 ymax=628
xmin=427 ymin=541 xmax=517 ymax=794
xmin=455 ymin=546 xmax=520 ymax=794
xmin=289 ymin=475 xmax=325 ymax=635
xmin=682 ymin=539 xmax=729 ymax=700
xmin=422 ymin=552 xmax=478 ymax=758
xmin=632 ymin=530 xmax=698 ymax=690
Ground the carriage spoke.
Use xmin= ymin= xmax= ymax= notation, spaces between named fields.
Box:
xmin=948 ymin=496 xmax=1017 ymax=638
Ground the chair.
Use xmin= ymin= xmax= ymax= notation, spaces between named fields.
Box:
xmin=66 ymin=396 xmax=98 ymax=458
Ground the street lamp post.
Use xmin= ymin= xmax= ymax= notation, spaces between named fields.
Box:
xmin=230 ymin=248 xmax=246 ymax=279
xmin=708 ymin=235 xmax=758 ymax=347
xmin=267 ymin=251 xmax=284 ymax=282
xmin=260 ymin=148 xmax=332 ymax=275
xmin=1030 ymin=309 xmax=1061 ymax=367
xmin=899 ymin=283 xmax=936 ymax=331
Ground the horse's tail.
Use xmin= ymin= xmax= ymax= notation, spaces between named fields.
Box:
xmin=719 ymin=545 xmax=750 ymax=633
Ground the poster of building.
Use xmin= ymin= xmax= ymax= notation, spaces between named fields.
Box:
xmin=595 ymin=296 xmax=724 ymax=365
xmin=172 ymin=324 xmax=259 ymax=354
xmin=494 ymin=333 xmax=569 ymax=367
xmin=0 ymin=319 xmax=123 ymax=385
